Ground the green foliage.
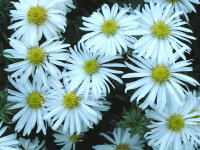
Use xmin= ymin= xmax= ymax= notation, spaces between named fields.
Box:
xmin=118 ymin=106 xmax=150 ymax=138
xmin=0 ymin=0 xmax=11 ymax=22
xmin=0 ymin=89 xmax=15 ymax=123
xmin=0 ymin=0 xmax=12 ymax=90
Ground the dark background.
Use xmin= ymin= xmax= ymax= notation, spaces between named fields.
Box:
xmin=0 ymin=0 xmax=200 ymax=149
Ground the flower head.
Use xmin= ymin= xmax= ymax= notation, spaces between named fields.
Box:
xmin=122 ymin=56 xmax=199 ymax=111
xmin=7 ymin=76 xmax=49 ymax=135
xmin=53 ymin=125 xmax=86 ymax=150
xmin=4 ymin=38 xmax=70 ymax=85
xmin=146 ymin=0 xmax=200 ymax=21
xmin=44 ymin=76 xmax=111 ymax=135
xmin=0 ymin=122 xmax=19 ymax=150
xmin=80 ymin=4 xmax=139 ymax=55
xmin=63 ymin=43 xmax=125 ymax=99
xmin=8 ymin=0 xmax=67 ymax=45
xmin=145 ymin=92 xmax=200 ymax=150
xmin=93 ymin=128 xmax=144 ymax=150
xmin=19 ymin=137 xmax=46 ymax=150
xmin=126 ymin=2 xmax=195 ymax=62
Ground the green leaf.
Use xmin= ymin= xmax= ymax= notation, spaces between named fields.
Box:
xmin=118 ymin=105 xmax=150 ymax=138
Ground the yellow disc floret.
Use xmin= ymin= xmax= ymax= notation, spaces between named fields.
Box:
xmin=27 ymin=47 xmax=46 ymax=66
xmin=27 ymin=6 xmax=47 ymax=26
xmin=116 ymin=144 xmax=131 ymax=150
xmin=27 ymin=92 xmax=45 ymax=110
xmin=84 ymin=60 xmax=99 ymax=75
xmin=63 ymin=92 xmax=80 ymax=110
xmin=70 ymin=134 xmax=81 ymax=143
xmin=101 ymin=20 xmax=118 ymax=36
xmin=167 ymin=114 xmax=185 ymax=132
xmin=151 ymin=65 xmax=170 ymax=84
xmin=151 ymin=22 xmax=170 ymax=39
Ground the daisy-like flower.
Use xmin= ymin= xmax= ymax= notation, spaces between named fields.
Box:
xmin=53 ymin=125 xmax=86 ymax=150
xmin=153 ymin=143 xmax=195 ymax=150
xmin=44 ymin=76 xmax=111 ymax=135
xmin=147 ymin=0 xmax=200 ymax=21
xmin=122 ymin=56 xmax=199 ymax=111
xmin=4 ymin=38 xmax=70 ymax=85
xmin=126 ymin=2 xmax=195 ymax=62
xmin=92 ymin=128 xmax=144 ymax=150
xmin=0 ymin=122 xmax=19 ymax=150
xmin=145 ymin=93 xmax=200 ymax=150
xmin=7 ymin=76 xmax=49 ymax=136
xmin=63 ymin=44 xmax=125 ymax=99
xmin=19 ymin=137 xmax=46 ymax=150
xmin=8 ymin=0 xmax=67 ymax=45
xmin=80 ymin=3 xmax=139 ymax=56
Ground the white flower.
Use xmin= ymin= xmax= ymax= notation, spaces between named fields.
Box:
xmin=19 ymin=137 xmax=46 ymax=150
xmin=44 ymin=77 xmax=111 ymax=135
xmin=122 ymin=56 xmax=199 ymax=111
xmin=0 ymin=122 xmax=19 ymax=150
xmin=145 ymin=93 xmax=200 ymax=150
xmin=7 ymin=76 xmax=49 ymax=136
xmin=57 ymin=0 xmax=76 ymax=13
xmin=80 ymin=3 xmax=139 ymax=56
xmin=92 ymin=128 xmax=144 ymax=150
xmin=53 ymin=125 xmax=86 ymax=150
xmin=126 ymin=2 xmax=195 ymax=63
xmin=4 ymin=38 xmax=70 ymax=85
xmin=8 ymin=0 xmax=67 ymax=45
xmin=63 ymin=44 xmax=125 ymax=99
xmin=153 ymin=143 xmax=195 ymax=150
xmin=146 ymin=0 xmax=200 ymax=20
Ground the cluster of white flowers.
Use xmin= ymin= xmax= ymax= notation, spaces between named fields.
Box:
xmin=1 ymin=0 xmax=200 ymax=149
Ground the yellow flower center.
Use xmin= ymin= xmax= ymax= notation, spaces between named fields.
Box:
xmin=166 ymin=0 xmax=179 ymax=3
xmin=151 ymin=22 xmax=170 ymax=39
xmin=27 ymin=92 xmax=45 ymax=110
xmin=151 ymin=65 xmax=170 ymax=84
xmin=84 ymin=60 xmax=99 ymax=75
xmin=167 ymin=114 xmax=184 ymax=132
xmin=63 ymin=92 xmax=80 ymax=110
xmin=101 ymin=20 xmax=118 ymax=36
xmin=27 ymin=47 xmax=46 ymax=66
xmin=27 ymin=6 xmax=47 ymax=26
xmin=116 ymin=144 xmax=131 ymax=150
xmin=70 ymin=134 xmax=81 ymax=143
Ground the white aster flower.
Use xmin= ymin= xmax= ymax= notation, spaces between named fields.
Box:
xmin=4 ymin=38 xmax=70 ymax=85
xmin=80 ymin=3 xmax=139 ymax=56
xmin=8 ymin=0 xmax=67 ymax=45
xmin=7 ymin=76 xmax=49 ymax=136
xmin=153 ymin=140 xmax=195 ymax=150
xmin=146 ymin=0 xmax=200 ymax=20
xmin=53 ymin=125 xmax=86 ymax=150
xmin=44 ymin=77 xmax=111 ymax=135
xmin=63 ymin=43 xmax=125 ymax=99
xmin=92 ymin=128 xmax=144 ymax=150
xmin=122 ymin=56 xmax=199 ymax=111
xmin=145 ymin=93 xmax=200 ymax=150
xmin=127 ymin=2 xmax=195 ymax=63
xmin=0 ymin=122 xmax=19 ymax=150
xmin=19 ymin=137 xmax=46 ymax=150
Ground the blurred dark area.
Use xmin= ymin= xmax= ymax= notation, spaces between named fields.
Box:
xmin=0 ymin=0 xmax=200 ymax=149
